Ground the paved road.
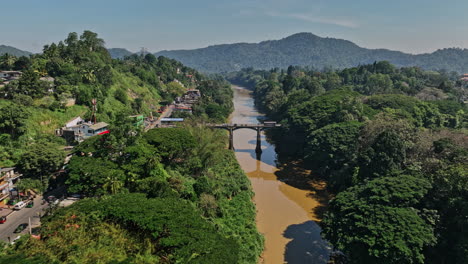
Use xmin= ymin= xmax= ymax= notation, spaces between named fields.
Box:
xmin=0 ymin=196 xmax=48 ymax=242
xmin=145 ymin=104 xmax=174 ymax=131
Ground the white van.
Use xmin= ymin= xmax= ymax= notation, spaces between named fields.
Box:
xmin=13 ymin=201 xmax=26 ymax=210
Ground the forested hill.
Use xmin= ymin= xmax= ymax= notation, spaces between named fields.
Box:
xmin=2 ymin=46 xmax=138 ymax=60
xmin=155 ymin=32 xmax=468 ymax=73
xmin=0 ymin=45 xmax=32 ymax=57
xmin=108 ymin=48 xmax=133 ymax=59
xmin=0 ymin=31 xmax=262 ymax=263
xmin=231 ymin=63 xmax=467 ymax=264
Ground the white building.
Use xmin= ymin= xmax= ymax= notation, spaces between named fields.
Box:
xmin=0 ymin=168 xmax=22 ymax=205
xmin=56 ymin=117 xmax=109 ymax=143
xmin=0 ymin=71 xmax=22 ymax=80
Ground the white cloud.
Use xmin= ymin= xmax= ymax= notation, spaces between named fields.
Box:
xmin=266 ymin=11 xmax=359 ymax=29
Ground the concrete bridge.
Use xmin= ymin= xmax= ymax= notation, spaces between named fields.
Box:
xmin=207 ymin=122 xmax=281 ymax=154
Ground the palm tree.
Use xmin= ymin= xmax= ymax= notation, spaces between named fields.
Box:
xmin=81 ymin=68 xmax=96 ymax=83
xmin=103 ymin=174 xmax=123 ymax=195
xmin=0 ymin=53 xmax=16 ymax=70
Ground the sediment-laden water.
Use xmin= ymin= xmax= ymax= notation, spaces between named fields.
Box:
xmin=230 ymin=86 xmax=331 ymax=264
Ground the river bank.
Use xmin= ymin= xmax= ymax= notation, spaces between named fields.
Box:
xmin=230 ymin=85 xmax=331 ymax=264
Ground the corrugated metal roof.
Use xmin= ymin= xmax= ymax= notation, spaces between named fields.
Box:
xmin=160 ymin=118 xmax=184 ymax=122
xmin=89 ymin=122 xmax=108 ymax=130
xmin=0 ymin=168 xmax=15 ymax=172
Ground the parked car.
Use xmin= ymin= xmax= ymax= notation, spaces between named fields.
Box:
xmin=13 ymin=223 xmax=28 ymax=233
xmin=26 ymin=201 xmax=34 ymax=208
xmin=0 ymin=216 xmax=6 ymax=224
xmin=13 ymin=201 xmax=26 ymax=210
xmin=68 ymin=194 xmax=82 ymax=200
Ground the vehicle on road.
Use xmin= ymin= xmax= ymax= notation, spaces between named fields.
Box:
xmin=13 ymin=223 xmax=28 ymax=233
xmin=13 ymin=201 xmax=26 ymax=210
xmin=47 ymin=195 xmax=57 ymax=202
xmin=7 ymin=199 xmax=18 ymax=206
xmin=11 ymin=235 xmax=21 ymax=244
xmin=68 ymin=194 xmax=82 ymax=200
xmin=0 ymin=216 xmax=6 ymax=224
xmin=26 ymin=201 xmax=34 ymax=208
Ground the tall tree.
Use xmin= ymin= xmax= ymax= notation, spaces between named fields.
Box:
xmin=322 ymin=174 xmax=435 ymax=264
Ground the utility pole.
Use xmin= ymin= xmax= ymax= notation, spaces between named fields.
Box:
xmin=140 ymin=47 xmax=148 ymax=56
xmin=91 ymin=98 xmax=97 ymax=124
xmin=29 ymin=217 xmax=32 ymax=235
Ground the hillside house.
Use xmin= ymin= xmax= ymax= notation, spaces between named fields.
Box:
xmin=0 ymin=168 xmax=22 ymax=205
xmin=129 ymin=115 xmax=145 ymax=127
xmin=40 ymin=76 xmax=55 ymax=92
xmin=0 ymin=71 xmax=22 ymax=80
xmin=56 ymin=117 xmax=109 ymax=143
xmin=174 ymin=105 xmax=192 ymax=113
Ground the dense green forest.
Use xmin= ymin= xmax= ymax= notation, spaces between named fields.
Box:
xmin=3 ymin=126 xmax=262 ymax=263
xmin=0 ymin=31 xmax=262 ymax=263
xmin=228 ymin=62 xmax=467 ymax=264
xmin=156 ymin=32 xmax=468 ymax=73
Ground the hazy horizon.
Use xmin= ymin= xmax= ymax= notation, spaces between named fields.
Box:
xmin=1 ymin=0 xmax=467 ymax=54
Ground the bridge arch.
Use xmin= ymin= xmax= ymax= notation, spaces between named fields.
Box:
xmin=206 ymin=122 xmax=281 ymax=155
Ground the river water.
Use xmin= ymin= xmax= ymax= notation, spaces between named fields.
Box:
xmin=230 ymin=86 xmax=331 ymax=264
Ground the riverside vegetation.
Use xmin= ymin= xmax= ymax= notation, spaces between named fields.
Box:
xmin=0 ymin=31 xmax=263 ymax=263
xmin=228 ymin=63 xmax=467 ymax=264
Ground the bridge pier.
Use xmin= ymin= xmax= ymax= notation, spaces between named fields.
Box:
xmin=255 ymin=127 xmax=262 ymax=154
xmin=228 ymin=128 xmax=234 ymax=150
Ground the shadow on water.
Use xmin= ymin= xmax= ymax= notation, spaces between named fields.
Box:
xmin=234 ymin=148 xmax=274 ymax=165
xmin=283 ymin=221 xmax=331 ymax=264
xmin=275 ymin=162 xmax=330 ymax=220
xmin=233 ymin=136 xmax=278 ymax=166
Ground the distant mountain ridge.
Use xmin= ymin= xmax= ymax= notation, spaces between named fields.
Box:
xmin=154 ymin=33 xmax=468 ymax=73
xmin=0 ymin=45 xmax=32 ymax=57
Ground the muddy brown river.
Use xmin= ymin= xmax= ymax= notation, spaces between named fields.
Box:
xmin=230 ymin=86 xmax=331 ymax=264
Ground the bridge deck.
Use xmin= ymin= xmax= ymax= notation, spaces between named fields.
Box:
xmin=206 ymin=123 xmax=281 ymax=129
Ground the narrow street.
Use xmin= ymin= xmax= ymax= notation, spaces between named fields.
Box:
xmin=145 ymin=104 xmax=174 ymax=130
xmin=0 ymin=196 xmax=48 ymax=243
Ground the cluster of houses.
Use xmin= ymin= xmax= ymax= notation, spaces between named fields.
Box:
xmin=54 ymin=86 xmax=202 ymax=140
xmin=174 ymin=89 xmax=201 ymax=113
xmin=0 ymin=71 xmax=55 ymax=97
xmin=0 ymin=168 xmax=22 ymax=206
xmin=159 ymin=89 xmax=201 ymax=126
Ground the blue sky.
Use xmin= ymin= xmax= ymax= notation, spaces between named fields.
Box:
xmin=1 ymin=0 xmax=467 ymax=54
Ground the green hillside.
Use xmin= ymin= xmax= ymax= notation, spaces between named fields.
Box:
xmin=0 ymin=31 xmax=263 ymax=263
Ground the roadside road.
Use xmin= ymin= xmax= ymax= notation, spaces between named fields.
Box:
xmin=0 ymin=196 xmax=48 ymax=242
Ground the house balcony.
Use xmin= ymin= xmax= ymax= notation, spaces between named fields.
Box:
xmin=8 ymin=173 xmax=21 ymax=181
xmin=0 ymin=182 xmax=8 ymax=191
xmin=0 ymin=193 xmax=8 ymax=201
